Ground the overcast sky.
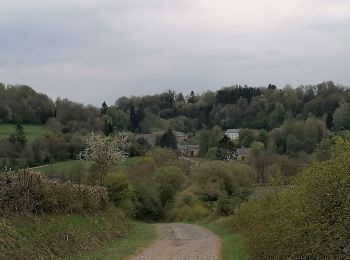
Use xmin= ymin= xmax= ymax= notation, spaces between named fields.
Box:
xmin=0 ymin=0 xmax=349 ymax=105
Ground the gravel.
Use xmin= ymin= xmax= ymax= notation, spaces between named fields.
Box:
xmin=130 ymin=223 xmax=220 ymax=260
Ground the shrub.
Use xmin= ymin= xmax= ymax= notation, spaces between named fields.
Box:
xmin=216 ymin=196 xmax=242 ymax=216
xmin=104 ymin=172 xmax=135 ymax=216
xmin=0 ymin=171 xmax=108 ymax=215
xmin=193 ymin=161 xmax=255 ymax=202
xmin=154 ymin=166 xmax=186 ymax=209
xmin=233 ymin=142 xmax=350 ymax=259
xmin=167 ymin=204 xmax=209 ymax=221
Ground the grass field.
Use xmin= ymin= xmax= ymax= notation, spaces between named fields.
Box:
xmin=0 ymin=124 xmax=46 ymax=142
xmin=36 ymin=157 xmax=142 ymax=174
xmin=70 ymin=222 xmax=157 ymax=260
xmin=34 ymin=157 xmax=142 ymax=185
xmin=34 ymin=160 xmax=88 ymax=174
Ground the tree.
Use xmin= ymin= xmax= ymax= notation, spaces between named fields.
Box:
xmin=155 ymin=166 xmax=185 ymax=208
xmin=333 ymin=102 xmax=350 ymax=130
xmin=250 ymin=141 xmax=265 ymax=158
xmin=103 ymin=120 xmax=114 ymax=136
xmin=176 ymin=92 xmax=185 ymax=103
xmin=187 ymin=91 xmax=198 ymax=104
xmin=80 ymin=133 xmax=128 ymax=185
xmin=198 ymin=129 xmax=220 ymax=156
xmin=106 ymin=106 xmax=128 ymax=130
xmin=239 ymin=129 xmax=255 ymax=148
xmin=159 ymin=129 xmax=177 ymax=150
xmin=100 ymin=101 xmax=108 ymax=115
xmin=217 ymin=135 xmax=234 ymax=161
xmin=8 ymin=124 xmax=27 ymax=156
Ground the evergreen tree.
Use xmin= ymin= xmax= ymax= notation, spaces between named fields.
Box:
xmin=176 ymin=92 xmax=185 ymax=103
xmin=217 ymin=135 xmax=234 ymax=161
xmin=159 ymin=129 xmax=177 ymax=150
xmin=8 ymin=124 xmax=27 ymax=156
xmin=187 ymin=90 xmax=198 ymax=104
xmin=101 ymin=101 xmax=108 ymax=115
xmin=103 ymin=120 xmax=114 ymax=136
xmin=129 ymin=105 xmax=138 ymax=132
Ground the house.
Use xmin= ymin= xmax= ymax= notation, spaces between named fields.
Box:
xmin=233 ymin=148 xmax=249 ymax=161
xmin=225 ymin=129 xmax=241 ymax=140
xmin=174 ymin=131 xmax=188 ymax=143
xmin=135 ymin=133 xmax=159 ymax=146
xmin=178 ymin=144 xmax=200 ymax=157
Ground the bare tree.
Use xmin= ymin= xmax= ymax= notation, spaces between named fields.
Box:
xmin=80 ymin=133 xmax=128 ymax=185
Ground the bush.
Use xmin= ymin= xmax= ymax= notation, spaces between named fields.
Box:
xmin=216 ymin=196 xmax=242 ymax=216
xmin=167 ymin=204 xmax=209 ymax=221
xmin=0 ymin=171 xmax=108 ymax=215
xmin=154 ymin=166 xmax=186 ymax=209
xmin=193 ymin=161 xmax=255 ymax=202
xmin=233 ymin=142 xmax=350 ymax=259
xmin=104 ymin=172 xmax=135 ymax=216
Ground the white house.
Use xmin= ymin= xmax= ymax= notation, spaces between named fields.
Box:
xmin=225 ymin=129 xmax=241 ymax=140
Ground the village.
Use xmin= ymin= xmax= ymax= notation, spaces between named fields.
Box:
xmin=122 ymin=128 xmax=249 ymax=160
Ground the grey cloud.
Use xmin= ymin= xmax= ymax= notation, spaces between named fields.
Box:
xmin=0 ymin=0 xmax=349 ymax=105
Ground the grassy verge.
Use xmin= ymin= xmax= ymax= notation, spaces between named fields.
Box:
xmin=0 ymin=208 xmax=129 ymax=259
xmin=197 ymin=222 xmax=247 ymax=260
xmin=71 ymin=222 xmax=157 ymax=260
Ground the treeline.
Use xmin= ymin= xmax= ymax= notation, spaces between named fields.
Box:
xmin=1 ymin=81 xmax=350 ymax=133
xmin=1 ymin=81 xmax=350 ymax=169
xmin=0 ymin=84 xmax=54 ymax=124
xmin=113 ymin=81 xmax=350 ymax=133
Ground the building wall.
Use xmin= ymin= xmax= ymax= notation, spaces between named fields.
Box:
xmin=226 ymin=132 xmax=239 ymax=140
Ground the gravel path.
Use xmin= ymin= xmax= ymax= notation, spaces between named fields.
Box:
xmin=130 ymin=223 xmax=220 ymax=260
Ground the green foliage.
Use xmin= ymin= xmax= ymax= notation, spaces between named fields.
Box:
xmin=239 ymin=129 xmax=254 ymax=147
xmin=104 ymin=172 xmax=135 ymax=216
xmin=333 ymin=102 xmax=350 ymax=130
xmin=198 ymin=221 xmax=248 ymax=260
xmin=74 ymin=222 xmax=157 ymax=260
xmin=106 ymin=106 xmax=128 ymax=131
xmin=233 ymin=142 xmax=350 ymax=259
xmin=0 ymin=124 xmax=45 ymax=142
xmin=159 ymin=129 xmax=177 ymax=150
xmin=205 ymin=147 xmax=218 ymax=160
xmin=0 ymin=171 xmax=108 ymax=215
xmin=198 ymin=128 xmax=220 ymax=156
xmin=154 ymin=166 xmax=186 ymax=208
xmin=216 ymin=197 xmax=242 ymax=216
xmin=217 ymin=135 xmax=235 ymax=161
xmin=0 ymin=208 xmax=128 ymax=259
xmin=146 ymin=148 xmax=177 ymax=167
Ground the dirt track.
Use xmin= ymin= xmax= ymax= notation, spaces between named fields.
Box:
xmin=130 ymin=223 xmax=220 ymax=260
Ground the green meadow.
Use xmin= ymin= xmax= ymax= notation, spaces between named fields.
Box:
xmin=0 ymin=124 xmax=46 ymax=142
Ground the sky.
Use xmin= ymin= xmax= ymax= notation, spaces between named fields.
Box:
xmin=0 ymin=0 xmax=349 ymax=105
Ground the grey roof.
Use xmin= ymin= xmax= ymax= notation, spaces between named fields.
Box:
xmin=178 ymin=144 xmax=200 ymax=150
xmin=174 ymin=131 xmax=187 ymax=137
xmin=236 ymin=148 xmax=250 ymax=155
xmin=225 ymin=129 xmax=241 ymax=133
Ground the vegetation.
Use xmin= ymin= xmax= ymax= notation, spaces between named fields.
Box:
xmin=1 ymin=82 xmax=350 ymax=259
xmin=0 ymin=170 xmax=107 ymax=215
xmin=72 ymin=222 xmax=157 ymax=260
xmin=0 ymin=124 xmax=45 ymax=142
xmin=229 ymin=141 xmax=350 ymax=259
xmin=80 ymin=133 xmax=128 ymax=185
xmin=198 ymin=221 xmax=247 ymax=260
xmin=0 ymin=208 xmax=128 ymax=259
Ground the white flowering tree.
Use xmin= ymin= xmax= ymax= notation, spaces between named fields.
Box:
xmin=80 ymin=133 xmax=128 ymax=185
